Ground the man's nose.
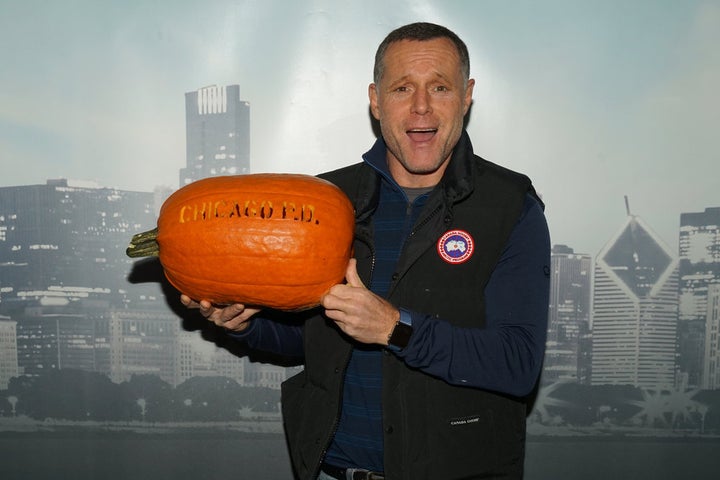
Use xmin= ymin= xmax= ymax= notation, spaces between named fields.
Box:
xmin=411 ymin=90 xmax=432 ymax=115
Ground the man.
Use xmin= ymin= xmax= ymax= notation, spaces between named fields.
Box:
xmin=182 ymin=22 xmax=550 ymax=480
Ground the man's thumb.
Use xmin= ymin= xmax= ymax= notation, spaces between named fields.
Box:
xmin=345 ymin=258 xmax=365 ymax=288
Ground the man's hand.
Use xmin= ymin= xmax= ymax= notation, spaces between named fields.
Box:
xmin=321 ymin=258 xmax=399 ymax=345
xmin=180 ymin=295 xmax=260 ymax=332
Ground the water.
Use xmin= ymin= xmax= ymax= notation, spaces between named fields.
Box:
xmin=0 ymin=431 xmax=293 ymax=480
xmin=525 ymin=436 xmax=720 ymax=479
xmin=1 ymin=431 xmax=719 ymax=479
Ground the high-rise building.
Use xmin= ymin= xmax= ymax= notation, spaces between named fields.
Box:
xmin=0 ymin=316 xmax=18 ymax=389
xmin=543 ymin=245 xmax=592 ymax=385
xmin=105 ymin=308 xmax=180 ymax=385
xmin=177 ymin=330 xmax=247 ymax=386
xmin=180 ymin=84 xmax=251 ymax=186
xmin=0 ymin=179 xmax=159 ymax=308
xmin=591 ymin=213 xmax=678 ymax=389
xmin=18 ymin=305 xmax=96 ymax=374
xmin=678 ymin=206 xmax=720 ymax=389
xmin=704 ymin=284 xmax=720 ymax=389
xmin=0 ymin=180 xmax=171 ymax=381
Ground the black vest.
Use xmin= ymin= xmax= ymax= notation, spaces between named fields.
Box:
xmin=282 ymin=133 xmax=537 ymax=479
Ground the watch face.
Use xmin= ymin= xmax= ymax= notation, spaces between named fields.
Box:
xmin=389 ymin=321 xmax=413 ymax=350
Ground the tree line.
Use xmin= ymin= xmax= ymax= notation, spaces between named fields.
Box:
xmin=1 ymin=369 xmax=280 ymax=422
xmin=4 ymin=369 xmax=720 ymax=434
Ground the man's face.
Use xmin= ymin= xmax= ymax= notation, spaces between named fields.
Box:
xmin=369 ymin=37 xmax=474 ymax=188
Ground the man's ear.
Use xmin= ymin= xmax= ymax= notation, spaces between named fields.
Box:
xmin=368 ymin=83 xmax=381 ymax=120
xmin=463 ymin=78 xmax=475 ymax=115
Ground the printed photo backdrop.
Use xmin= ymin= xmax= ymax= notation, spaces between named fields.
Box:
xmin=1 ymin=1 xmax=719 ymax=478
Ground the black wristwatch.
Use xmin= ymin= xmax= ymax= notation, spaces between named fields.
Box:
xmin=387 ymin=309 xmax=413 ymax=352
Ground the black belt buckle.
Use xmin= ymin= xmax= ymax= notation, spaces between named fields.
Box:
xmin=350 ymin=470 xmax=385 ymax=480
xmin=322 ymin=464 xmax=385 ymax=480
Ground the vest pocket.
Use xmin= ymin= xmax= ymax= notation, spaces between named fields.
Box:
xmin=424 ymin=391 xmax=526 ymax=478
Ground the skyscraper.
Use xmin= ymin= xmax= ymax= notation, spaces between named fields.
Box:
xmin=0 ymin=316 xmax=18 ymax=389
xmin=705 ymin=284 xmax=720 ymax=389
xmin=0 ymin=179 xmax=158 ymax=306
xmin=180 ymin=84 xmax=251 ymax=186
xmin=543 ymin=244 xmax=592 ymax=385
xmin=678 ymin=206 xmax=720 ymax=389
xmin=591 ymin=213 xmax=678 ymax=389
xmin=0 ymin=180 xmax=166 ymax=378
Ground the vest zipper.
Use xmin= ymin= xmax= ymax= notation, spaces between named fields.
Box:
xmin=355 ymin=227 xmax=377 ymax=284
xmin=312 ymin=234 xmax=376 ymax=479
xmin=408 ymin=204 xmax=443 ymax=239
xmin=312 ymin=343 xmax=353 ymax=478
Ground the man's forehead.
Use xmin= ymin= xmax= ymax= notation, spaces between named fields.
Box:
xmin=382 ymin=39 xmax=462 ymax=76
xmin=384 ymin=37 xmax=459 ymax=57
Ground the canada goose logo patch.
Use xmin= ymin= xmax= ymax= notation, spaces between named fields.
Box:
xmin=437 ymin=230 xmax=474 ymax=264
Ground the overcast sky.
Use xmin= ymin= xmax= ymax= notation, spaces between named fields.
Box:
xmin=1 ymin=0 xmax=718 ymax=256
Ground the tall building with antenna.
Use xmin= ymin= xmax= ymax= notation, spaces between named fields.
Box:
xmin=591 ymin=198 xmax=679 ymax=389
xmin=180 ymin=84 xmax=250 ymax=186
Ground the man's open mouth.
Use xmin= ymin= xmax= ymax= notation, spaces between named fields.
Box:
xmin=407 ymin=128 xmax=438 ymax=142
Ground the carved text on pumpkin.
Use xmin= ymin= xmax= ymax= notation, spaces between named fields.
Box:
xmin=178 ymin=200 xmax=319 ymax=224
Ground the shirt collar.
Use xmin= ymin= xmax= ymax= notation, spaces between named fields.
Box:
xmin=361 ymin=136 xmax=394 ymax=183
xmin=361 ymin=132 xmax=475 ymax=203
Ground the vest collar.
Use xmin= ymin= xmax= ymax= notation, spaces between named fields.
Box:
xmin=360 ymin=130 xmax=477 ymax=210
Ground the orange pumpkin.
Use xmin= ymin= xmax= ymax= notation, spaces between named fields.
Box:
xmin=127 ymin=174 xmax=355 ymax=310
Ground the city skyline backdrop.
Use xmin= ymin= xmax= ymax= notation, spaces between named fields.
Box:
xmin=1 ymin=0 xmax=718 ymax=258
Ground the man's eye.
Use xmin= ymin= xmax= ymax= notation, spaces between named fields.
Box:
xmin=395 ymin=86 xmax=408 ymax=92
xmin=435 ymin=86 xmax=448 ymax=92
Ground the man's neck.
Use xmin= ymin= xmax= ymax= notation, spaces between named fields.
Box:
xmin=386 ymin=153 xmax=450 ymax=188
xmin=402 ymin=185 xmax=434 ymax=204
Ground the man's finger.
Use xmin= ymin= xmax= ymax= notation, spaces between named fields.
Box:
xmin=345 ymin=258 xmax=365 ymax=288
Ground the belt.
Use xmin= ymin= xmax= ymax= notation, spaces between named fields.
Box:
xmin=321 ymin=463 xmax=385 ymax=480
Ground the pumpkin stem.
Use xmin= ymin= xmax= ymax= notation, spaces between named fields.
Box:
xmin=126 ymin=227 xmax=160 ymax=258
